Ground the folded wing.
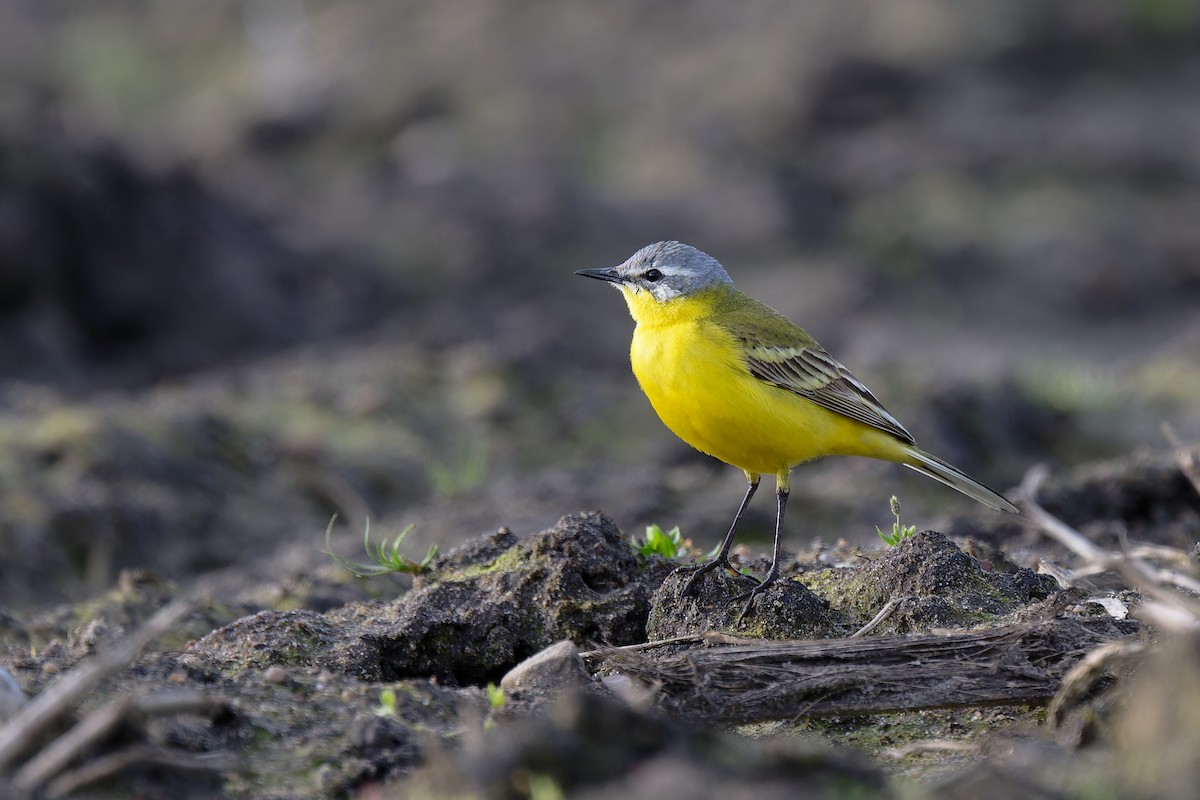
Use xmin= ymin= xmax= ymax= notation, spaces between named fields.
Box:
xmin=742 ymin=341 xmax=916 ymax=445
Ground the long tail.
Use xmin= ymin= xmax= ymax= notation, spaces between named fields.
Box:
xmin=901 ymin=447 xmax=1019 ymax=513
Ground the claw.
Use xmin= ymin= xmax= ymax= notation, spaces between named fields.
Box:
xmin=735 ymin=595 xmax=757 ymax=624
xmin=677 ymin=475 xmax=760 ymax=600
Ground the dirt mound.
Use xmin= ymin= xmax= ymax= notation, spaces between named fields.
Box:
xmin=0 ymin=134 xmax=396 ymax=391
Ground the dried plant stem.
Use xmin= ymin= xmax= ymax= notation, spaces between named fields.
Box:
xmin=13 ymin=691 xmax=228 ymax=794
xmin=1015 ymin=465 xmax=1200 ymax=627
xmin=0 ymin=596 xmax=197 ymax=772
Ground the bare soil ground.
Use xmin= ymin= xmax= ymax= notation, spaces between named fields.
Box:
xmin=1 ymin=454 xmax=1196 ymax=798
xmin=2 ymin=2 xmax=1200 ymax=797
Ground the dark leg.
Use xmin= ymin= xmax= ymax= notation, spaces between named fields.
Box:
xmin=735 ymin=477 xmax=791 ymax=620
xmin=679 ymin=472 xmax=760 ymax=597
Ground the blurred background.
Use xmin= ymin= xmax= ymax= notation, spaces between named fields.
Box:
xmin=2 ymin=0 xmax=1199 ymax=608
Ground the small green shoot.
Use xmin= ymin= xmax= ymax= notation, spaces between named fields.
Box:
xmin=633 ymin=523 xmax=688 ymax=559
xmin=324 ymin=516 xmax=438 ymax=577
xmin=374 ymin=688 xmax=398 ymax=717
xmin=483 ymin=682 xmax=507 ymax=731
xmin=527 ymin=774 xmax=565 ymax=800
xmin=430 ymin=442 xmax=489 ymax=498
xmin=876 ymin=495 xmax=917 ymax=546
xmin=485 ymin=682 xmax=506 ymax=711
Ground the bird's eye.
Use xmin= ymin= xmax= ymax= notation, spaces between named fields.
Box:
xmin=644 ymin=268 xmax=663 ymax=282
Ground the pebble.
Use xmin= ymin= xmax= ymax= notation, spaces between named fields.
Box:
xmin=264 ymin=665 xmax=290 ymax=684
xmin=500 ymin=640 xmax=597 ymax=699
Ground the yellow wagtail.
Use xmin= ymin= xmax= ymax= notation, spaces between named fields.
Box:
xmin=576 ymin=241 xmax=1018 ymax=609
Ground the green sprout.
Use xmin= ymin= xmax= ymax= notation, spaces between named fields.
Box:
xmin=527 ymin=774 xmax=565 ymax=800
xmin=876 ymin=495 xmax=918 ymax=546
xmin=430 ymin=442 xmax=489 ymax=498
xmin=374 ymin=688 xmax=399 ymax=717
xmin=485 ymin=682 xmax=506 ymax=711
xmin=633 ymin=523 xmax=688 ymax=559
xmin=324 ymin=516 xmax=438 ymax=577
xmin=482 ymin=682 xmax=507 ymax=731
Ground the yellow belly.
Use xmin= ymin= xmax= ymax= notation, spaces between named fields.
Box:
xmin=631 ymin=317 xmax=904 ymax=476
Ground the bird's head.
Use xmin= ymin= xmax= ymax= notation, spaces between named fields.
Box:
xmin=575 ymin=241 xmax=734 ymax=308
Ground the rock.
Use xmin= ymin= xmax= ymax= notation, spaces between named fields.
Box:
xmin=264 ymin=665 xmax=291 ymax=684
xmin=500 ymin=640 xmax=598 ymax=701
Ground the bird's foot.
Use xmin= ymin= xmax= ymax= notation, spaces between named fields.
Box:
xmin=676 ymin=556 xmax=736 ymax=598
xmin=732 ymin=566 xmax=781 ymax=623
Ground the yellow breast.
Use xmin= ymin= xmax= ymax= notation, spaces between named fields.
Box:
xmin=623 ymin=286 xmax=901 ymax=475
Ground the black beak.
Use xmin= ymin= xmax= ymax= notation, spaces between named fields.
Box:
xmin=574 ymin=267 xmax=623 ymax=284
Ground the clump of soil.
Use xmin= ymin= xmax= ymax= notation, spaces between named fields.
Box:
xmin=406 ymin=690 xmax=890 ymax=800
xmin=827 ymin=530 xmax=1061 ymax=633
xmin=190 ymin=512 xmax=670 ymax=685
xmin=648 ymin=567 xmax=837 ymax=640
xmin=646 ymin=529 xmax=1062 ymax=641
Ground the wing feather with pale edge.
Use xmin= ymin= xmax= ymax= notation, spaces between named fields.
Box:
xmin=741 ymin=339 xmax=916 ymax=445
